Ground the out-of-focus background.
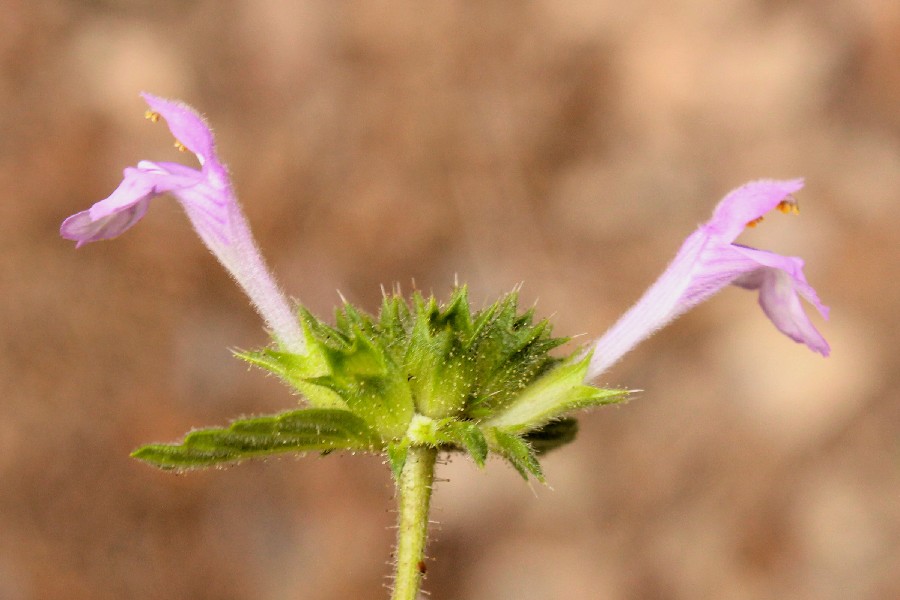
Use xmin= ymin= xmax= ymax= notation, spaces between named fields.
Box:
xmin=2 ymin=1 xmax=898 ymax=598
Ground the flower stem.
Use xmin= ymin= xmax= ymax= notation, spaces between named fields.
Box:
xmin=391 ymin=445 xmax=438 ymax=600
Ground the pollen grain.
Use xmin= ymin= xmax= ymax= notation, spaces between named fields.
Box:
xmin=144 ymin=110 xmax=160 ymax=123
xmin=174 ymin=140 xmax=188 ymax=152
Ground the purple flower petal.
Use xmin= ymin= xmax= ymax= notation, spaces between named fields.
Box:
xmin=732 ymin=246 xmax=830 ymax=355
xmin=707 ymin=178 xmax=804 ymax=240
xmin=61 ymin=198 xmax=150 ymax=247
xmin=61 ymin=94 xmax=305 ymax=353
xmin=586 ymin=179 xmax=829 ymax=380
xmin=141 ymin=93 xmax=217 ymax=165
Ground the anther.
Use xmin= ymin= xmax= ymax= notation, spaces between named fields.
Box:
xmin=777 ymin=195 xmax=800 ymax=215
xmin=746 ymin=216 xmax=764 ymax=228
xmin=144 ymin=110 xmax=160 ymax=123
xmin=174 ymin=140 xmax=187 ymax=152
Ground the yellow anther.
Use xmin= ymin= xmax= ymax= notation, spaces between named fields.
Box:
xmin=174 ymin=140 xmax=187 ymax=152
xmin=144 ymin=110 xmax=160 ymax=123
xmin=776 ymin=195 xmax=800 ymax=215
xmin=746 ymin=216 xmax=764 ymax=228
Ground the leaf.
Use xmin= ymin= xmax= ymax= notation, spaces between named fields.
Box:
xmin=404 ymin=293 xmax=474 ymax=419
xmin=435 ymin=420 xmax=488 ymax=467
xmin=132 ymin=409 xmax=382 ymax=470
xmin=481 ymin=353 xmax=629 ymax=434
xmin=523 ymin=418 xmax=578 ymax=454
xmin=464 ymin=293 xmax=568 ymax=414
xmin=377 ymin=293 xmax=412 ymax=352
xmin=490 ymin=429 xmax=544 ymax=482
xmin=387 ymin=442 xmax=409 ymax=479
xmin=453 ymin=422 xmax=488 ymax=467
xmin=235 ymin=349 xmax=347 ymax=409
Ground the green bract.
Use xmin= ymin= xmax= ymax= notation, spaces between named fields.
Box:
xmin=132 ymin=287 xmax=628 ymax=481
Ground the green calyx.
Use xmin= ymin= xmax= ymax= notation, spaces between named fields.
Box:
xmin=132 ymin=287 xmax=628 ymax=481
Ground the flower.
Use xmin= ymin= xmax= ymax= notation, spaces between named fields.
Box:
xmin=586 ymin=179 xmax=829 ymax=380
xmin=60 ymin=93 xmax=305 ymax=353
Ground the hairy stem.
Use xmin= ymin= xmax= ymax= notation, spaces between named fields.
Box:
xmin=391 ymin=445 xmax=438 ymax=600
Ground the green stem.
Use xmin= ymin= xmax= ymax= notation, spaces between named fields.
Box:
xmin=391 ymin=445 xmax=438 ymax=600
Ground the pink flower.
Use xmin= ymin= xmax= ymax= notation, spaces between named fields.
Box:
xmin=61 ymin=93 xmax=305 ymax=353
xmin=587 ymin=179 xmax=829 ymax=380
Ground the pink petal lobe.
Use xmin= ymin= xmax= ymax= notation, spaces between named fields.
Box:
xmin=61 ymin=199 xmax=150 ymax=246
xmin=731 ymin=246 xmax=830 ymax=356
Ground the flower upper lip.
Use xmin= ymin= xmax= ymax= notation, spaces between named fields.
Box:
xmin=141 ymin=93 xmax=217 ymax=163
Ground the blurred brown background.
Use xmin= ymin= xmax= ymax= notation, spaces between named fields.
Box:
xmin=2 ymin=1 xmax=898 ymax=598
